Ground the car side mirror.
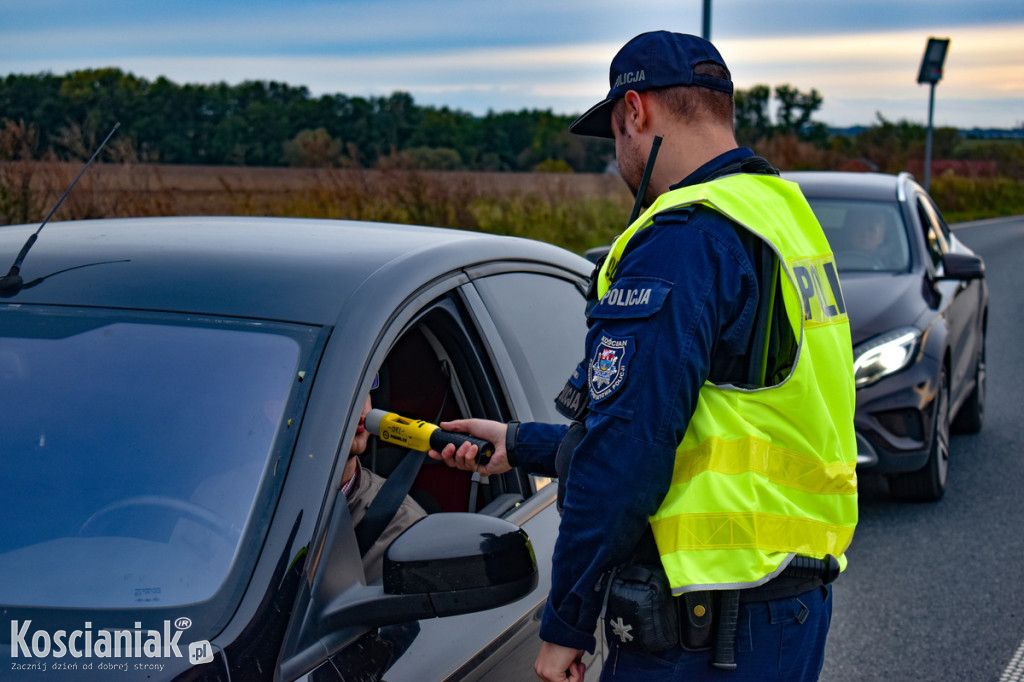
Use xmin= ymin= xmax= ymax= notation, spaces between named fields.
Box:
xmin=383 ymin=512 xmax=538 ymax=616
xmin=317 ymin=512 xmax=537 ymax=634
xmin=938 ymin=252 xmax=985 ymax=281
xmin=282 ymin=511 xmax=538 ymax=680
xmin=583 ymin=245 xmax=610 ymax=264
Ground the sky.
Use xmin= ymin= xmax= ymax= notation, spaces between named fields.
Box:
xmin=2 ymin=0 xmax=1023 ymax=130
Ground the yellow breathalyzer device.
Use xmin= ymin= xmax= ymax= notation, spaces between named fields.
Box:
xmin=364 ymin=409 xmax=495 ymax=464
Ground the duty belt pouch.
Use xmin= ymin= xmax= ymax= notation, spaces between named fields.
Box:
xmin=605 ymin=564 xmax=679 ymax=652
xmin=679 ymin=591 xmax=715 ymax=651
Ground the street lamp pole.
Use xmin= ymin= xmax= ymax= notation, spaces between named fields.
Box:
xmin=702 ymin=0 xmax=711 ymax=40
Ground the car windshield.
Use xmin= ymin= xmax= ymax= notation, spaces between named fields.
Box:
xmin=806 ymin=199 xmax=911 ymax=273
xmin=0 ymin=306 xmax=313 ymax=609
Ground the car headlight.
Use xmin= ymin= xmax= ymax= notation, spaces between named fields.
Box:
xmin=852 ymin=327 xmax=921 ymax=388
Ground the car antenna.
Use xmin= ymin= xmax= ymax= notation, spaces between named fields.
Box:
xmin=0 ymin=121 xmax=120 ymax=296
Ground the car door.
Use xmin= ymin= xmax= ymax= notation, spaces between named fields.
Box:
xmin=289 ymin=262 xmax=596 ymax=682
xmin=914 ymin=191 xmax=976 ymax=404
xmin=463 ymin=265 xmax=607 ymax=680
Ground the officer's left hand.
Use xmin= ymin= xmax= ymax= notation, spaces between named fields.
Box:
xmin=535 ymin=641 xmax=585 ymax=682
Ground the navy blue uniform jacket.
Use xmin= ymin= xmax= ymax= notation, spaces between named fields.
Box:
xmin=515 ymin=147 xmax=766 ymax=653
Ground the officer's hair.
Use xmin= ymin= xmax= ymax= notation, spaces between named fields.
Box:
xmin=645 ymin=62 xmax=734 ymax=129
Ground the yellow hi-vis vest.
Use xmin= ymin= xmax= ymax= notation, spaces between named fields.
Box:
xmin=597 ymin=173 xmax=858 ymax=594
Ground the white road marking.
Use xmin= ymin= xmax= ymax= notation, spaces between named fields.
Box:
xmin=1000 ymin=638 xmax=1024 ymax=682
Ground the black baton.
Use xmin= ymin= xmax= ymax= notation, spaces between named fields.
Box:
xmin=712 ymin=589 xmax=739 ymax=670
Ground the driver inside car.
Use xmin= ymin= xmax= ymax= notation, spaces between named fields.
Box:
xmin=845 ymin=205 xmax=894 ymax=261
xmin=340 ymin=378 xmax=427 ymax=583
xmin=848 ymin=207 xmax=888 ymax=253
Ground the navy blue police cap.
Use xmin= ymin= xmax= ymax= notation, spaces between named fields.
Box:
xmin=569 ymin=31 xmax=733 ymax=139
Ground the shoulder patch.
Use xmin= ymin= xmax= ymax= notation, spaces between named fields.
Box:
xmin=589 ymin=277 xmax=671 ymax=320
xmin=555 ymin=360 xmax=589 ymax=420
xmin=588 ymin=334 xmax=635 ymax=402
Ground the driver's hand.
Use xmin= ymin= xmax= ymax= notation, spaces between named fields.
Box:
xmin=428 ymin=419 xmax=511 ymax=476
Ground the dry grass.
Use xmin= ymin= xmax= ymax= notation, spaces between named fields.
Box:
xmin=4 ymin=161 xmax=1016 ymax=250
xmin=0 ymin=161 xmax=634 ymax=252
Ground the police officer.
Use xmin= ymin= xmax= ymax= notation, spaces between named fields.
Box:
xmin=431 ymin=31 xmax=857 ymax=682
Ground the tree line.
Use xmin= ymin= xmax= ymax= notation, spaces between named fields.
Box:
xmin=0 ymin=68 xmax=833 ymax=171
xmin=2 ymin=68 xmax=1021 ymax=179
xmin=1 ymin=69 xmax=613 ymax=171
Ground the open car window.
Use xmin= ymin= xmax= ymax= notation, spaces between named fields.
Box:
xmin=358 ymin=295 xmax=529 ymax=519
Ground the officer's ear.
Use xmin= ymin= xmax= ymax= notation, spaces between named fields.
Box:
xmin=623 ymin=90 xmax=650 ymax=133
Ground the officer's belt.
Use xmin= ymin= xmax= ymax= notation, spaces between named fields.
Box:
xmin=737 ymin=574 xmax=822 ymax=603
xmin=738 ymin=553 xmax=839 ymax=602
xmin=707 ymin=554 xmax=840 ymax=669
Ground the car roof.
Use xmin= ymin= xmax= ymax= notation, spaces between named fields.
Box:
xmin=0 ymin=216 xmax=589 ymax=325
xmin=782 ymin=171 xmax=905 ymax=202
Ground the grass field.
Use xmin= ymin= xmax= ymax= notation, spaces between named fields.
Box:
xmin=0 ymin=161 xmax=635 ymax=253
xmin=3 ymin=161 xmax=1020 ymax=253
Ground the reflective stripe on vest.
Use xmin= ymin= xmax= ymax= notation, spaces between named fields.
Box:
xmin=598 ymin=173 xmax=858 ymax=594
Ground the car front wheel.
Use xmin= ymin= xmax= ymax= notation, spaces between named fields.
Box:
xmin=889 ymin=364 xmax=949 ymax=502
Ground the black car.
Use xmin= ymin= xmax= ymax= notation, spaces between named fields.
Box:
xmin=785 ymin=171 xmax=988 ymax=501
xmin=0 ymin=216 xmax=602 ymax=681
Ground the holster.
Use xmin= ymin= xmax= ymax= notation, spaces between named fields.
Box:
xmin=679 ymin=591 xmax=715 ymax=651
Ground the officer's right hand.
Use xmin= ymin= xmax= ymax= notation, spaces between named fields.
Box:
xmin=429 ymin=419 xmax=511 ymax=476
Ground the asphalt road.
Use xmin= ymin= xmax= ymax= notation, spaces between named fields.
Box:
xmin=819 ymin=215 xmax=1024 ymax=682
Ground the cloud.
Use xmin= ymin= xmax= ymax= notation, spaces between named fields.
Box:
xmin=2 ymin=4 xmax=1020 ymax=128
xmin=718 ymin=23 xmax=1024 ymax=126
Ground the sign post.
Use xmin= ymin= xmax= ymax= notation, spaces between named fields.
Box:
xmin=917 ymin=38 xmax=950 ymax=190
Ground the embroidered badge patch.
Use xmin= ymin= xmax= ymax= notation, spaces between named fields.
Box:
xmin=588 ymin=334 xmax=634 ymax=402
